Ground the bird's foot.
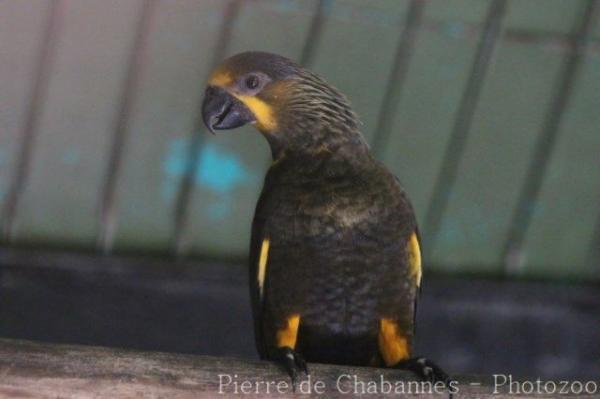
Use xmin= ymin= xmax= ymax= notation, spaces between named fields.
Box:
xmin=395 ymin=357 xmax=451 ymax=385
xmin=274 ymin=346 xmax=309 ymax=390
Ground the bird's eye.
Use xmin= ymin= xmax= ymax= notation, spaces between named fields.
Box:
xmin=245 ymin=74 xmax=260 ymax=90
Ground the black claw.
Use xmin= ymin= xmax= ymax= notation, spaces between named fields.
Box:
xmin=274 ymin=347 xmax=309 ymax=391
xmin=295 ymin=352 xmax=309 ymax=375
xmin=396 ymin=357 xmax=451 ymax=386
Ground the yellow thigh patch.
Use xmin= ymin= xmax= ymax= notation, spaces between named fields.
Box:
xmin=276 ymin=314 xmax=300 ymax=349
xmin=378 ymin=318 xmax=411 ymax=366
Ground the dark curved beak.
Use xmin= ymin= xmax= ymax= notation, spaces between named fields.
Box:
xmin=201 ymin=86 xmax=255 ymax=134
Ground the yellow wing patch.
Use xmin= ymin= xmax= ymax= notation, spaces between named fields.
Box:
xmin=378 ymin=318 xmax=411 ymax=366
xmin=276 ymin=314 xmax=301 ymax=349
xmin=258 ymin=238 xmax=270 ymax=300
xmin=407 ymin=232 xmax=422 ymax=287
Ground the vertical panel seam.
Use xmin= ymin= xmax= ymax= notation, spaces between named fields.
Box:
xmin=371 ymin=0 xmax=426 ymax=157
xmin=171 ymin=0 xmax=243 ymax=257
xmin=422 ymin=0 xmax=508 ymax=258
xmin=96 ymin=0 xmax=157 ymax=254
xmin=502 ymin=0 xmax=599 ymax=275
xmin=299 ymin=0 xmax=332 ymax=68
xmin=0 ymin=0 xmax=63 ymax=243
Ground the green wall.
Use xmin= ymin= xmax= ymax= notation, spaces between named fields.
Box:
xmin=1 ymin=0 xmax=598 ymax=281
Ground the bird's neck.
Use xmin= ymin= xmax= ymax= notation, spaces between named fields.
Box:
xmin=267 ymin=124 xmax=372 ymax=179
xmin=263 ymin=73 xmax=372 ymax=172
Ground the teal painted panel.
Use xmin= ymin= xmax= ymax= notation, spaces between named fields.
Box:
xmin=0 ymin=1 xmax=47 ymax=212
xmin=520 ymin=55 xmax=600 ymax=280
xmin=430 ymin=38 xmax=568 ymax=272
xmin=309 ymin=0 xmax=409 ymax=143
xmin=425 ymin=0 xmax=491 ymax=23
xmin=186 ymin=0 xmax=317 ymax=257
xmin=112 ymin=0 xmax=229 ymax=251
xmin=504 ymin=0 xmax=583 ymax=34
xmin=381 ymin=0 xmax=488 ymax=232
xmin=13 ymin=0 xmax=145 ymax=246
xmin=185 ymin=131 xmax=271 ymax=257
xmin=224 ymin=0 xmax=317 ymax=59
xmin=1 ymin=0 xmax=597 ymax=282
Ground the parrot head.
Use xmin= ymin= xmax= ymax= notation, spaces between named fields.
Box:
xmin=202 ymin=51 xmax=365 ymax=159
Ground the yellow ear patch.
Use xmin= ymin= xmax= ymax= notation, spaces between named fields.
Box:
xmin=258 ymin=238 xmax=270 ymax=299
xmin=378 ymin=318 xmax=411 ymax=366
xmin=276 ymin=314 xmax=301 ymax=349
xmin=232 ymin=94 xmax=277 ymax=132
xmin=407 ymin=232 xmax=422 ymax=287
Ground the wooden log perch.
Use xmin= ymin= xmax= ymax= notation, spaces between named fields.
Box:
xmin=0 ymin=338 xmax=596 ymax=398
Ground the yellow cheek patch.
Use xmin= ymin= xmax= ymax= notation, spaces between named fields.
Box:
xmin=258 ymin=238 xmax=270 ymax=300
xmin=407 ymin=232 xmax=422 ymax=287
xmin=207 ymin=71 xmax=278 ymax=132
xmin=276 ymin=314 xmax=300 ymax=349
xmin=208 ymin=71 xmax=233 ymax=87
xmin=378 ymin=318 xmax=411 ymax=366
xmin=232 ymin=94 xmax=277 ymax=132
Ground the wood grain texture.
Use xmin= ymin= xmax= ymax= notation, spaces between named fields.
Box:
xmin=0 ymin=338 xmax=597 ymax=398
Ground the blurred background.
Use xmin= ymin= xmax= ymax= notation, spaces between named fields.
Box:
xmin=1 ymin=0 xmax=599 ymax=379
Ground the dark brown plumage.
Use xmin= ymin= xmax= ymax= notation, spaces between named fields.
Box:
xmin=202 ymin=51 xmax=449 ymax=386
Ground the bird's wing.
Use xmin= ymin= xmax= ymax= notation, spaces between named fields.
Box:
xmin=407 ymin=227 xmax=423 ymax=336
xmin=249 ymin=185 xmax=271 ymax=359
xmin=392 ymin=175 xmax=422 ymax=335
